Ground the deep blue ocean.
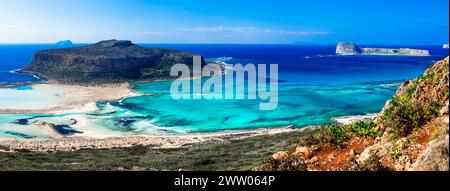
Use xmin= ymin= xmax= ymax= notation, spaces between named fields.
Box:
xmin=1 ymin=44 xmax=447 ymax=85
xmin=0 ymin=44 xmax=448 ymax=138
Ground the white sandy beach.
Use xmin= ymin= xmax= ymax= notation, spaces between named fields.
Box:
xmin=0 ymin=83 xmax=140 ymax=114
xmin=331 ymin=114 xmax=378 ymax=125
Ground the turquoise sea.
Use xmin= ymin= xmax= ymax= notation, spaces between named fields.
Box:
xmin=0 ymin=44 xmax=448 ymax=138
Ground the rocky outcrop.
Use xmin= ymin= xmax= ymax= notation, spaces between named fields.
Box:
xmin=336 ymin=42 xmax=430 ymax=56
xmin=358 ymin=57 xmax=449 ymax=171
xmin=412 ymin=135 xmax=449 ymax=171
xmin=336 ymin=42 xmax=362 ymax=55
xmin=262 ymin=57 xmax=449 ymax=171
xmin=22 ymin=40 xmax=207 ymax=84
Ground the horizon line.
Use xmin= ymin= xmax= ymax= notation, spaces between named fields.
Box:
xmin=0 ymin=42 xmax=448 ymax=46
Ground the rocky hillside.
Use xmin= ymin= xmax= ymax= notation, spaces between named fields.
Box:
xmin=22 ymin=40 xmax=207 ymax=84
xmin=257 ymin=57 xmax=449 ymax=171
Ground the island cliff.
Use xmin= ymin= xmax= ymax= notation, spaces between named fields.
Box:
xmin=22 ymin=40 xmax=207 ymax=84
xmin=336 ymin=42 xmax=430 ymax=56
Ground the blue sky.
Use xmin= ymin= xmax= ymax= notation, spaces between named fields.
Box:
xmin=0 ymin=0 xmax=448 ymax=44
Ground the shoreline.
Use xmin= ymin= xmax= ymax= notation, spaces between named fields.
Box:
xmin=0 ymin=125 xmax=311 ymax=152
xmin=0 ymin=82 xmax=141 ymax=114
xmin=0 ymin=80 xmax=379 ymax=152
xmin=331 ymin=113 xmax=378 ymax=125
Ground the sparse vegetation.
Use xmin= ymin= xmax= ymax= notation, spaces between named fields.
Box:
xmin=0 ymin=131 xmax=301 ymax=171
xmin=266 ymin=57 xmax=449 ymax=171
xmin=379 ymin=63 xmax=447 ymax=138
xmin=361 ymin=153 xmax=386 ymax=171
xmin=348 ymin=120 xmax=378 ymax=137
xmin=299 ymin=119 xmax=380 ymax=149
xmin=389 ymin=145 xmax=403 ymax=159
xmin=312 ymin=124 xmax=348 ymax=147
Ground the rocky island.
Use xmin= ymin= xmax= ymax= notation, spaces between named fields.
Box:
xmin=56 ymin=40 xmax=73 ymax=45
xmin=22 ymin=40 xmax=208 ymax=84
xmin=336 ymin=42 xmax=430 ymax=56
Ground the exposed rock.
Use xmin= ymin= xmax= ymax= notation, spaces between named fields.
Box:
xmin=336 ymin=42 xmax=362 ymax=55
xmin=309 ymin=156 xmax=319 ymax=164
xmin=362 ymin=48 xmax=429 ymax=56
xmin=327 ymin=154 xmax=336 ymax=162
xmin=369 ymin=57 xmax=448 ymax=171
xmin=394 ymin=164 xmax=405 ymax=171
xmin=411 ymin=135 xmax=449 ymax=171
xmin=348 ymin=148 xmax=355 ymax=157
xmin=293 ymin=146 xmax=313 ymax=159
xmin=360 ymin=152 xmax=385 ymax=171
xmin=272 ymin=151 xmax=288 ymax=160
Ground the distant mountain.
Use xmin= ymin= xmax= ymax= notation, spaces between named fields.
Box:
xmin=22 ymin=40 xmax=207 ymax=84
xmin=56 ymin=40 xmax=73 ymax=45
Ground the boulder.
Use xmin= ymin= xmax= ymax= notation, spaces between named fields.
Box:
xmin=272 ymin=151 xmax=288 ymax=160
xmin=411 ymin=136 xmax=449 ymax=171
xmin=336 ymin=42 xmax=362 ymax=55
xmin=293 ymin=146 xmax=313 ymax=159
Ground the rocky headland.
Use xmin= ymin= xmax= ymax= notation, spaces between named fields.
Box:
xmin=336 ymin=42 xmax=430 ymax=56
xmin=21 ymin=39 xmax=211 ymax=84
xmin=258 ymin=57 xmax=449 ymax=171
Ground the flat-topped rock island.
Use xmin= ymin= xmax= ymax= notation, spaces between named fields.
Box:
xmin=336 ymin=42 xmax=430 ymax=56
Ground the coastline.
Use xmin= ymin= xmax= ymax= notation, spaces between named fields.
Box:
xmin=0 ymin=82 xmax=141 ymax=114
xmin=0 ymin=125 xmax=309 ymax=152
xmin=331 ymin=113 xmax=378 ymax=125
xmin=1 ymin=68 xmax=382 ymax=153
xmin=0 ymin=80 xmax=381 ymax=152
xmin=0 ymin=113 xmax=378 ymax=152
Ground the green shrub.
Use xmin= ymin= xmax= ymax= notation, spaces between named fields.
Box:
xmin=349 ymin=120 xmax=378 ymax=137
xmin=330 ymin=125 xmax=348 ymax=143
xmin=361 ymin=153 xmax=386 ymax=171
xmin=406 ymin=82 xmax=418 ymax=97
xmin=389 ymin=145 xmax=402 ymax=159
xmin=420 ymin=72 xmax=435 ymax=81
xmin=314 ymin=125 xmax=348 ymax=146
xmin=388 ymin=103 xmax=441 ymax=137
xmin=380 ymin=107 xmax=393 ymax=122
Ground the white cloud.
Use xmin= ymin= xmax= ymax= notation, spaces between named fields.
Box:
xmin=0 ymin=22 xmax=36 ymax=32
xmin=177 ymin=26 xmax=331 ymax=36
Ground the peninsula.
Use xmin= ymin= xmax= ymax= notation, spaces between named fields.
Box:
xmin=336 ymin=42 xmax=430 ymax=56
xmin=21 ymin=40 xmax=208 ymax=84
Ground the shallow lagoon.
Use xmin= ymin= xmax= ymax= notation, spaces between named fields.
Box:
xmin=0 ymin=85 xmax=62 ymax=110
